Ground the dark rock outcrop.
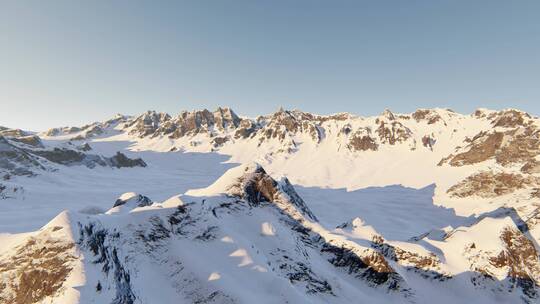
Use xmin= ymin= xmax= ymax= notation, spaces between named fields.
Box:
xmin=108 ymin=152 xmax=146 ymax=169
xmin=0 ymin=136 xmax=43 ymax=176
xmin=9 ymin=135 xmax=44 ymax=148
xmin=422 ymin=135 xmax=435 ymax=150
xmin=226 ymin=163 xmax=318 ymax=221
xmin=113 ymin=193 xmax=152 ymax=208
xmin=375 ymin=121 xmax=412 ymax=145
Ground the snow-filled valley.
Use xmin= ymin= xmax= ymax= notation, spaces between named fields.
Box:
xmin=2 ymin=107 xmax=540 ymax=303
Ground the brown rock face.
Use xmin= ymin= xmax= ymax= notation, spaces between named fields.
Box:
xmin=258 ymin=109 xmax=322 ymax=143
xmin=321 ymin=243 xmax=403 ymax=289
xmin=227 ymin=164 xmax=285 ymax=205
xmin=9 ymin=135 xmax=44 ymax=148
xmin=490 ymin=228 xmax=540 ymax=279
xmin=127 ymin=111 xmax=172 ymax=138
xmin=348 ymin=134 xmax=378 ymax=151
xmin=412 ymin=109 xmax=442 ymax=124
xmin=234 ymin=120 xmax=258 ymax=139
xmin=443 ymin=127 xmax=540 ymax=167
xmin=491 ymin=109 xmax=531 ymax=128
xmin=45 ymin=126 xmax=82 ymax=137
xmin=375 ymin=121 xmax=412 ymax=145
xmin=211 ymin=136 xmax=230 ymax=148
xmin=169 ymin=109 xmax=216 ymax=138
xmin=447 ymin=171 xmax=539 ymax=198
xmin=522 ymin=160 xmax=540 ymax=174
xmin=213 ymin=107 xmax=241 ymax=130
xmin=531 ymin=188 xmax=540 ymax=198
xmin=495 ymin=127 xmax=540 ymax=166
xmin=0 ymin=129 xmax=29 ymax=138
xmin=422 ymin=135 xmax=435 ymax=150
xmin=473 ymin=109 xmax=487 ymax=118
xmin=0 ymin=228 xmax=77 ymax=304
xmin=130 ymin=108 xmax=242 ymax=139
xmin=446 ymin=132 xmax=504 ymax=166
xmin=489 ymin=227 xmax=540 ymax=297
xmin=371 ymin=235 xmax=441 ymax=271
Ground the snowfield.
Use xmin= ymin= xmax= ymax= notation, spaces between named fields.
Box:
xmin=1 ymin=107 xmax=540 ymax=303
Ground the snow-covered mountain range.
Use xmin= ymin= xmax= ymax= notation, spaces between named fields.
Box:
xmin=1 ymin=107 xmax=540 ymax=303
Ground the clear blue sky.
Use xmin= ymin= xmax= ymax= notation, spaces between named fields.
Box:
xmin=1 ymin=1 xmax=539 ymax=131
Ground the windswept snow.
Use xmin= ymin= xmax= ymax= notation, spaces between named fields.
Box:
xmin=2 ymin=107 xmax=540 ymax=303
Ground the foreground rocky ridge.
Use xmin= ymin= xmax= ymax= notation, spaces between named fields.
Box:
xmin=1 ymin=163 xmax=540 ymax=303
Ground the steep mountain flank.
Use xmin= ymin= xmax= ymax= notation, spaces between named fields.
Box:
xmin=3 ymin=163 xmax=540 ymax=303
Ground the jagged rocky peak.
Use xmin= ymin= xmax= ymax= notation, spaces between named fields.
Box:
xmin=0 ymin=133 xmax=147 ymax=178
xmin=380 ymin=108 xmax=396 ymax=121
xmin=126 ymin=107 xmax=242 ymax=139
xmin=0 ymin=135 xmax=44 ymax=177
xmin=0 ymin=126 xmax=43 ymax=148
xmin=224 ymin=162 xmax=280 ymax=201
xmin=44 ymin=126 xmax=80 ymax=137
xmin=105 ymin=113 xmax=128 ymax=125
xmin=107 ymin=192 xmax=153 ymax=214
xmin=367 ymin=109 xmax=413 ymax=147
xmin=171 ymin=107 xmax=240 ymax=136
xmin=411 ymin=108 xmax=443 ymax=124
xmin=43 ymin=114 xmax=128 ymax=139
xmin=113 ymin=192 xmax=152 ymax=208
xmin=0 ymin=127 xmax=30 ymax=138
xmin=190 ymin=162 xmax=318 ymax=221
xmin=213 ymin=106 xmax=241 ymax=130
xmin=126 ymin=110 xmax=172 ymax=137
xmin=472 ymin=108 xmax=533 ymax=127
xmin=472 ymin=107 xmax=493 ymax=118
xmin=489 ymin=108 xmax=533 ymax=128
xmin=9 ymin=135 xmax=44 ymax=148
xmin=258 ymin=108 xmax=322 ymax=143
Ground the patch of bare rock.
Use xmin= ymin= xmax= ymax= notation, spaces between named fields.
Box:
xmin=447 ymin=171 xmax=540 ymax=198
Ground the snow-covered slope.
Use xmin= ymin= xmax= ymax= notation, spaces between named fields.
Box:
xmin=2 ymin=107 xmax=540 ymax=303
xmin=2 ymin=163 xmax=539 ymax=303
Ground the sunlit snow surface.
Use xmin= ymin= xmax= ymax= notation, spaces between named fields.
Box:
xmin=0 ymin=108 xmax=513 ymax=239
xmin=1 ymin=138 xmax=467 ymax=241
xmin=0 ymin=140 xmax=235 ymax=233
xmin=2 ymin=109 xmax=540 ymax=303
